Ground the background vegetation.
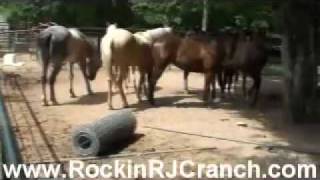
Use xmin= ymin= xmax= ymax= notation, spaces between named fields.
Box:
xmin=0 ymin=0 xmax=273 ymax=31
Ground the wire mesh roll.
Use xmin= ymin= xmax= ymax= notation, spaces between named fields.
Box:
xmin=72 ymin=109 xmax=137 ymax=156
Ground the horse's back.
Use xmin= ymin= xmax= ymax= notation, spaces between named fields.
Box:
xmin=38 ymin=26 xmax=71 ymax=63
xmin=40 ymin=26 xmax=69 ymax=42
xmin=233 ymin=38 xmax=268 ymax=74
xmin=175 ymin=35 xmax=220 ymax=72
xmin=101 ymin=28 xmax=152 ymax=67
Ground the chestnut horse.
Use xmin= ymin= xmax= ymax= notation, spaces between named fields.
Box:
xmin=148 ymin=32 xmax=224 ymax=105
xmin=100 ymin=24 xmax=154 ymax=109
xmin=38 ymin=26 xmax=101 ymax=106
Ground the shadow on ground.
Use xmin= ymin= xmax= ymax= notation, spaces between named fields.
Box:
xmin=63 ymin=92 xmax=108 ymax=105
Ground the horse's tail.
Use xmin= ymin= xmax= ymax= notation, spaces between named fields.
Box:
xmin=101 ymin=36 xmax=114 ymax=81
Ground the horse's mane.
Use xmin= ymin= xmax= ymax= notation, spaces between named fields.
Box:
xmin=68 ymin=28 xmax=96 ymax=55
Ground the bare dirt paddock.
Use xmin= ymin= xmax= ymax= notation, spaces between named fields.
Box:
xmin=3 ymin=55 xmax=320 ymax=179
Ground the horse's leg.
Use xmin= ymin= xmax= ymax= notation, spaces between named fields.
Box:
xmin=234 ymin=71 xmax=239 ymax=92
xmin=204 ymin=72 xmax=213 ymax=105
xmin=211 ymin=72 xmax=217 ymax=101
xmin=227 ymin=72 xmax=233 ymax=94
xmin=49 ymin=64 xmax=62 ymax=105
xmin=251 ymin=75 xmax=261 ymax=106
xmin=242 ymin=73 xmax=247 ymax=98
xmin=69 ymin=63 xmax=76 ymax=98
xmin=79 ymin=61 xmax=93 ymax=95
xmin=117 ymin=71 xmax=129 ymax=108
xmin=148 ymin=64 xmax=168 ymax=105
xmin=112 ymin=66 xmax=118 ymax=92
xmin=147 ymin=71 xmax=152 ymax=98
xmin=125 ymin=66 xmax=131 ymax=90
xmin=137 ymin=68 xmax=146 ymax=102
xmin=41 ymin=60 xmax=49 ymax=106
xmin=107 ymin=76 xmax=114 ymax=110
xmin=133 ymin=66 xmax=138 ymax=93
xmin=143 ymin=74 xmax=148 ymax=97
xmin=183 ymin=71 xmax=190 ymax=93
xmin=217 ymin=69 xmax=225 ymax=97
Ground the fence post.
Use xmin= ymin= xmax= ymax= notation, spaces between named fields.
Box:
xmin=0 ymin=80 xmax=23 ymax=179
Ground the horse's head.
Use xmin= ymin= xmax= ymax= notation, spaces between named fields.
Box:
xmin=106 ymin=23 xmax=118 ymax=34
xmin=87 ymin=48 xmax=102 ymax=81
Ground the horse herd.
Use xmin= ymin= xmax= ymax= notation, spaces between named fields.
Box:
xmin=37 ymin=24 xmax=268 ymax=109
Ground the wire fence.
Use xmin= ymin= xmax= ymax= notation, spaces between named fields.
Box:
xmin=0 ymin=25 xmax=288 ymax=179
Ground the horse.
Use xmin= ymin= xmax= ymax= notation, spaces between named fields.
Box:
xmin=225 ymin=29 xmax=268 ymax=105
xmin=182 ymin=30 xmax=227 ymax=95
xmin=219 ymin=28 xmax=240 ymax=94
xmin=38 ymin=25 xmax=102 ymax=106
xmin=181 ymin=28 xmax=242 ymax=96
xmin=100 ymin=24 xmax=154 ymax=109
xmin=127 ymin=27 xmax=173 ymax=93
xmin=148 ymin=31 xmax=224 ymax=105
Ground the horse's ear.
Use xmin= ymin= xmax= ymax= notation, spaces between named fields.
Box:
xmin=106 ymin=22 xmax=110 ymax=27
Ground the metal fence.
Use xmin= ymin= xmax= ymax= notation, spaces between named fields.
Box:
xmin=0 ymin=26 xmax=286 ymax=179
xmin=0 ymin=30 xmax=37 ymax=58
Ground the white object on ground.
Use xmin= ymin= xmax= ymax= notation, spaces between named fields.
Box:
xmin=236 ymin=122 xmax=248 ymax=127
xmin=1 ymin=53 xmax=25 ymax=67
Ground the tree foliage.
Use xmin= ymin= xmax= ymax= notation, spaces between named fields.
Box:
xmin=131 ymin=0 xmax=274 ymax=31
xmin=0 ymin=0 xmax=133 ymax=28
xmin=0 ymin=0 xmax=274 ymax=30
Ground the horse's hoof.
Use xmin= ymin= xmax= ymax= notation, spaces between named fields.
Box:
xmin=50 ymin=100 xmax=59 ymax=106
xmin=42 ymin=102 xmax=49 ymax=106
xmin=204 ymin=103 xmax=210 ymax=108
xmin=70 ymin=94 xmax=77 ymax=98
xmin=123 ymin=105 xmax=129 ymax=109
xmin=148 ymin=100 xmax=155 ymax=106
xmin=108 ymin=105 xmax=114 ymax=110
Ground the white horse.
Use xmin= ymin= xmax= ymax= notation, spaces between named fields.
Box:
xmin=123 ymin=27 xmax=173 ymax=93
xmin=134 ymin=27 xmax=173 ymax=44
xmin=101 ymin=24 xmax=154 ymax=109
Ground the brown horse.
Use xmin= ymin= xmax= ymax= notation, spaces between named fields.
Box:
xmin=100 ymin=24 xmax=154 ymax=109
xmin=218 ymin=29 xmax=240 ymax=94
xmin=225 ymin=29 xmax=268 ymax=105
xmin=148 ymin=32 xmax=224 ymax=105
xmin=181 ymin=30 xmax=238 ymax=96
xmin=38 ymin=26 xmax=101 ymax=106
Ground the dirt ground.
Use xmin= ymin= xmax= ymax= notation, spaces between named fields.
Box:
xmin=2 ymin=54 xmax=320 ymax=179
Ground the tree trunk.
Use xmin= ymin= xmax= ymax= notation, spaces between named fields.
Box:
xmin=281 ymin=0 xmax=319 ymax=122
xmin=202 ymin=0 xmax=209 ymax=32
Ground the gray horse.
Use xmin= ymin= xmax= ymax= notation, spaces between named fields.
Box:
xmin=38 ymin=26 xmax=101 ymax=106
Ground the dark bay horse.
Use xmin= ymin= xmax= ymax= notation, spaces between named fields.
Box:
xmin=225 ymin=29 xmax=268 ymax=105
xmin=38 ymin=26 xmax=102 ymax=106
xmin=149 ymin=32 xmax=224 ymax=105
xmin=219 ymin=29 xmax=240 ymax=94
